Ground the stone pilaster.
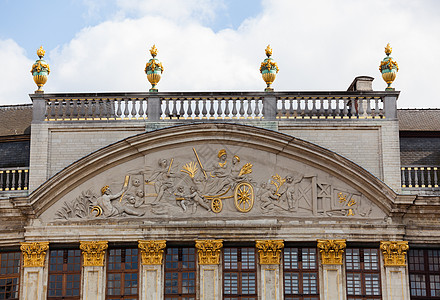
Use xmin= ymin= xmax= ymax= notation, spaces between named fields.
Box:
xmin=380 ymin=241 xmax=410 ymax=300
xmin=317 ymin=239 xmax=346 ymax=300
xmin=195 ymin=240 xmax=223 ymax=300
xmin=256 ymin=240 xmax=284 ymax=300
xmin=138 ymin=240 xmax=166 ymax=300
xmin=80 ymin=241 xmax=108 ymax=300
xmin=20 ymin=242 xmax=49 ymax=300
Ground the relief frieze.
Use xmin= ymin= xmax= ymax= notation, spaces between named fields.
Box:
xmin=53 ymin=145 xmax=385 ymax=221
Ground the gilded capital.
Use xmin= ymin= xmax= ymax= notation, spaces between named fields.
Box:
xmin=80 ymin=241 xmax=108 ymax=267
xmin=20 ymin=242 xmax=49 ymax=267
xmin=317 ymin=239 xmax=346 ymax=265
xmin=380 ymin=241 xmax=409 ymax=266
xmin=138 ymin=240 xmax=166 ymax=265
xmin=255 ymin=240 xmax=284 ymax=264
xmin=195 ymin=240 xmax=223 ymax=265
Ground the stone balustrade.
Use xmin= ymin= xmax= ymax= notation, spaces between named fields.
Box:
xmin=401 ymin=166 xmax=440 ymax=188
xmin=30 ymin=91 xmax=399 ymax=122
xmin=0 ymin=167 xmax=29 ymax=192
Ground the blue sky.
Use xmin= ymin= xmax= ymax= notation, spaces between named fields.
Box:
xmin=1 ymin=0 xmax=440 ymax=107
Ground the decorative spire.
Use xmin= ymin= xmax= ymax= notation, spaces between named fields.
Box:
xmin=379 ymin=43 xmax=399 ymax=91
xmin=145 ymin=44 xmax=164 ymax=92
xmin=260 ymin=44 xmax=279 ymax=92
xmin=30 ymin=46 xmax=50 ymax=93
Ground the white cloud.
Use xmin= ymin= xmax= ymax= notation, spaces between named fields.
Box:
xmin=1 ymin=0 xmax=440 ymax=107
xmin=0 ymin=39 xmax=34 ymax=105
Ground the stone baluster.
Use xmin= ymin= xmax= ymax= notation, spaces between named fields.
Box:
xmin=20 ymin=242 xmax=50 ymax=300
xmin=138 ymin=240 xmax=166 ymax=300
xmin=216 ymin=98 xmax=223 ymax=118
xmin=179 ymin=99 xmax=185 ymax=119
xmin=254 ymin=98 xmax=261 ymax=118
xmin=317 ymin=239 xmax=346 ymax=300
xmin=247 ymin=98 xmax=253 ymax=118
xmin=194 ymin=99 xmax=201 ymax=119
xmin=80 ymin=241 xmax=108 ymax=300
xmin=187 ymin=99 xmax=193 ymax=119
xmin=195 ymin=240 xmax=223 ymax=300
xmin=380 ymin=241 xmax=410 ymax=300
xmin=256 ymin=240 xmax=284 ymax=300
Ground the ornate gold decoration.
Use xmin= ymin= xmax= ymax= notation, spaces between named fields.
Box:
xmin=101 ymin=185 xmax=109 ymax=195
xmin=265 ymin=44 xmax=273 ymax=57
xmin=145 ymin=44 xmax=164 ymax=92
xmin=234 ymin=182 xmax=254 ymax=212
xmin=379 ymin=43 xmax=399 ymax=90
xmin=260 ymin=45 xmax=279 ymax=91
xmin=337 ymin=192 xmax=356 ymax=216
xmin=31 ymin=46 xmax=50 ymax=92
xmin=317 ymin=239 xmax=346 ymax=265
xmin=239 ymin=163 xmax=253 ymax=176
xmin=20 ymin=242 xmax=49 ymax=267
xmin=138 ymin=240 xmax=166 ymax=265
xmin=195 ymin=240 xmax=223 ymax=264
xmin=380 ymin=241 xmax=409 ymax=266
xmin=80 ymin=241 xmax=108 ymax=266
xmin=181 ymin=161 xmax=198 ymax=178
xmin=271 ymin=174 xmax=286 ymax=197
xmin=256 ymin=240 xmax=284 ymax=264
xmin=218 ymin=149 xmax=227 ymax=158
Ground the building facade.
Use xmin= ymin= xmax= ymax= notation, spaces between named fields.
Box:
xmin=0 ymin=75 xmax=439 ymax=300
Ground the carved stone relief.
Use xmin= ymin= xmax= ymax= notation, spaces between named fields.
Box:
xmin=50 ymin=145 xmax=387 ymax=222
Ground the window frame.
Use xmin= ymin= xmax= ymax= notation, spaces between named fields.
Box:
xmin=164 ymin=246 xmax=197 ymax=300
xmin=222 ymin=246 xmax=257 ymax=300
xmin=283 ymin=246 xmax=320 ymax=300
xmin=106 ymin=247 xmax=139 ymax=300
xmin=408 ymin=248 xmax=440 ymax=299
xmin=345 ymin=247 xmax=382 ymax=300
xmin=0 ymin=250 xmax=21 ymax=300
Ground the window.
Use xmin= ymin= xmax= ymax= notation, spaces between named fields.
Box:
xmin=48 ymin=249 xmax=81 ymax=299
xmin=346 ymin=248 xmax=381 ymax=299
xmin=164 ymin=247 xmax=196 ymax=300
xmin=0 ymin=251 xmax=20 ymax=300
xmin=223 ymin=247 xmax=257 ymax=300
xmin=284 ymin=247 xmax=319 ymax=300
xmin=106 ymin=248 xmax=139 ymax=299
xmin=409 ymin=249 xmax=440 ymax=299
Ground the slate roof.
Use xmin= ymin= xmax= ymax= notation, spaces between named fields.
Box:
xmin=0 ymin=104 xmax=33 ymax=137
xmin=398 ymin=109 xmax=440 ymax=131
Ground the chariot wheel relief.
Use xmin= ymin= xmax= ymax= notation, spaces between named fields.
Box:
xmin=211 ymin=198 xmax=223 ymax=213
xmin=234 ymin=182 xmax=254 ymax=213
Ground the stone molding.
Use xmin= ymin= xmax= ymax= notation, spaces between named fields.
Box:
xmin=195 ymin=240 xmax=223 ymax=265
xmin=317 ymin=239 xmax=346 ymax=265
xmin=80 ymin=241 xmax=108 ymax=267
xmin=380 ymin=241 xmax=409 ymax=266
xmin=138 ymin=240 xmax=166 ymax=265
xmin=20 ymin=241 xmax=49 ymax=267
xmin=255 ymin=240 xmax=284 ymax=264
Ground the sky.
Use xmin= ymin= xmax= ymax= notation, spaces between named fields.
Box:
xmin=1 ymin=0 xmax=439 ymax=108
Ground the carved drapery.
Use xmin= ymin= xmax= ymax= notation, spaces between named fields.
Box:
xmin=138 ymin=240 xmax=166 ymax=265
xmin=317 ymin=239 xmax=346 ymax=265
xmin=20 ymin=242 xmax=49 ymax=267
xmin=195 ymin=240 xmax=223 ymax=264
xmin=255 ymin=240 xmax=284 ymax=264
xmin=80 ymin=241 xmax=108 ymax=266
xmin=380 ymin=241 xmax=409 ymax=266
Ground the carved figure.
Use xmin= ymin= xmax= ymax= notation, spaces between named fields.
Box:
xmin=146 ymin=159 xmax=175 ymax=203
xmin=187 ymin=186 xmax=212 ymax=212
xmin=174 ymin=186 xmax=188 ymax=211
xmin=94 ymin=185 xmax=145 ymax=217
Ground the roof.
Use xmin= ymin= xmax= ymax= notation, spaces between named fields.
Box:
xmin=0 ymin=104 xmax=33 ymax=137
xmin=398 ymin=109 xmax=440 ymax=131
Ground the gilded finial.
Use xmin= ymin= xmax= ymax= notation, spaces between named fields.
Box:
xmin=384 ymin=43 xmax=392 ymax=56
xmin=150 ymin=44 xmax=158 ymax=58
xmin=379 ymin=43 xmax=399 ymax=91
xmin=145 ymin=44 xmax=164 ymax=92
xmin=31 ymin=45 xmax=50 ymax=93
xmin=37 ymin=46 xmax=45 ymax=58
xmin=260 ymin=44 xmax=279 ymax=92
xmin=265 ymin=45 xmax=273 ymax=57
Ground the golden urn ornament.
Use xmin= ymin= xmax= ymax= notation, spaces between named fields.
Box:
xmin=31 ymin=46 xmax=50 ymax=93
xmin=260 ymin=45 xmax=279 ymax=92
xmin=379 ymin=43 xmax=399 ymax=90
xmin=145 ymin=45 xmax=164 ymax=92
